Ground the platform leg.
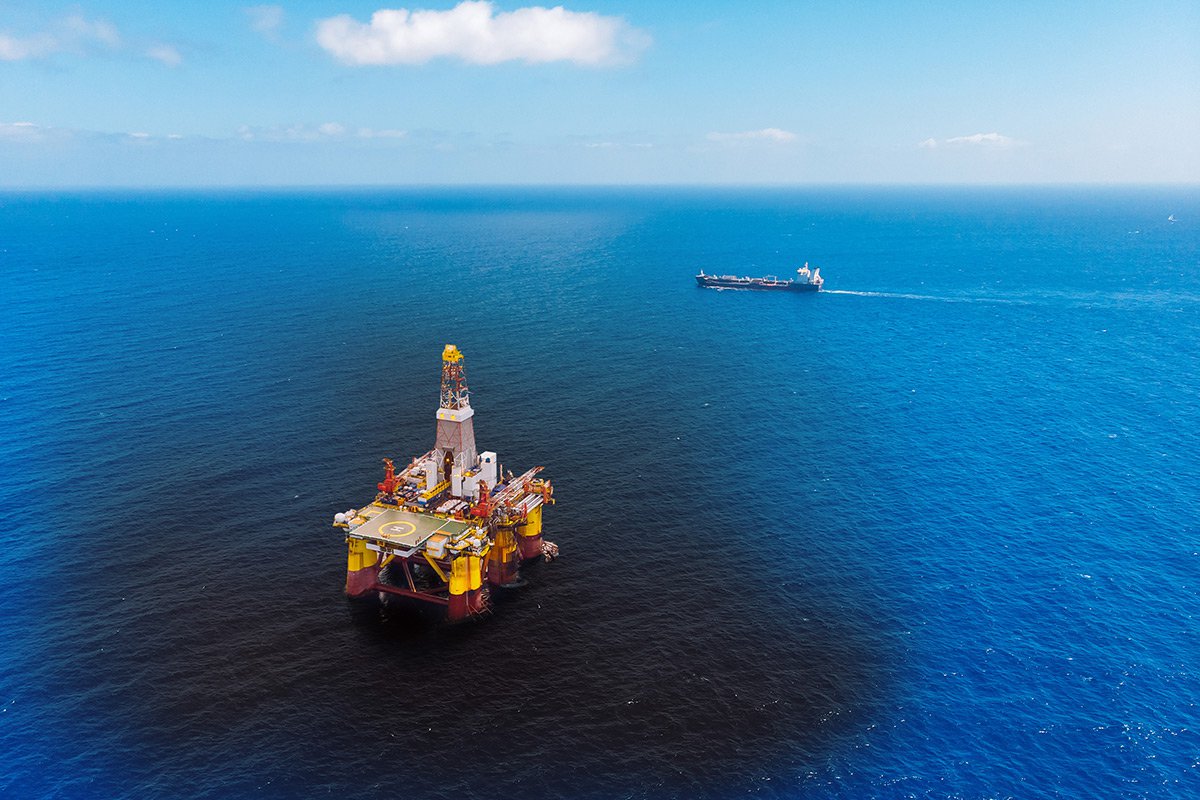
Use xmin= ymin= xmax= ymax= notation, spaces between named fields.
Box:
xmin=345 ymin=539 xmax=380 ymax=598
xmin=487 ymin=526 xmax=519 ymax=586
xmin=516 ymin=505 xmax=544 ymax=561
xmin=467 ymin=554 xmax=486 ymax=612
xmin=447 ymin=555 xmax=470 ymax=622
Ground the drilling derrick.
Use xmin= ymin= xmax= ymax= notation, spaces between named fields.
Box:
xmin=333 ymin=345 xmax=557 ymax=624
xmin=434 ymin=344 xmax=477 ymax=482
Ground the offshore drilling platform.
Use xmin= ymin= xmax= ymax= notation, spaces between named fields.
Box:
xmin=332 ymin=345 xmax=556 ymax=622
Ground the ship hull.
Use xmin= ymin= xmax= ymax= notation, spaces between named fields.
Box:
xmin=695 ymin=275 xmax=820 ymax=292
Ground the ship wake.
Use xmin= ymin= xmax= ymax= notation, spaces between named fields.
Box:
xmin=823 ymin=289 xmax=1031 ymax=305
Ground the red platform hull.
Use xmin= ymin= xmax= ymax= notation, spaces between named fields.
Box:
xmin=345 ymin=563 xmax=381 ymax=598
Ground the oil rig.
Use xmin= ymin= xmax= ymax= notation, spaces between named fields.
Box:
xmin=333 ymin=345 xmax=556 ymax=622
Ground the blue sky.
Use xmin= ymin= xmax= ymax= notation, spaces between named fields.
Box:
xmin=1 ymin=1 xmax=1197 ymax=185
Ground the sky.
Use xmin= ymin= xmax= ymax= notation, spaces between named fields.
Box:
xmin=1 ymin=1 xmax=1198 ymax=186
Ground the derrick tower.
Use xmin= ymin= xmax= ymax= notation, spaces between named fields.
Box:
xmin=435 ymin=344 xmax=477 ymax=471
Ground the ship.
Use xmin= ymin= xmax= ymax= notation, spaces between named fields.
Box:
xmin=695 ymin=262 xmax=823 ymax=292
xmin=333 ymin=345 xmax=556 ymax=624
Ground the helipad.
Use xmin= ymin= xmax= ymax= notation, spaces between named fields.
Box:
xmin=349 ymin=508 xmax=474 ymax=549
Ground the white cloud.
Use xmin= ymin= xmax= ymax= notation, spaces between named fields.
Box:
xmin=62 ymin=14 xmax=120 ymax=48
xmin=0 ymin=121 xmax=45 ymax=140
xmin=237 ymin=122 xmax=362 ymax=141
xmin=316 ymin=1 xmax=649 ymax=66
xmin=946 ymin=132 xmax=1016 ymax=146
xmin=357 ymin=127 xmax=408 ymax=138
xmin=246 ymin=5 xmax=285 ymax=39
xmin=147 ymin=44 xmax=182 ymax=66
xmin=707 ymin=127 xmax=797 ymax=143
xmin=582 ymin=140 xmax=652 ymax=149
xmin=0 ymin=14 xmax=120 ymax=61
xmin=921 ymin=132 xmax=1023 ymax=149
xmin=0 ymin=14 xmax=184 ymax=65
xmin=0 ymin=121 xmax=84 ymax=145
xmin=0 ymin=32 xmax=58 ymax=61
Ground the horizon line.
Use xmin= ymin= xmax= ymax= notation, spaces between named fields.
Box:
xmin=1 ymin=181 xmax=1197 ymax=192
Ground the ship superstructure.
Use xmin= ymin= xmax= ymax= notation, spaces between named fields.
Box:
xmin=333 ymin=345 xmax=556 ymax=623
xmin=696 ymin=262 xmax=823 ymax=292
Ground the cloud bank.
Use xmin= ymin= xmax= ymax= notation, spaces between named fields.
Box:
xmin=247 ymin=5 xmax=284 ymax=33
xmin=0 ymin=33 xmax=56 ymax=61
xmin=920 ymin=132 xmax=1021 ymax=148
xmin=0 ymin=121 xmax=191 ymax=145
xmin=707 ymin=127 xmax=797 ymax=143
xmin=1 ymin=121 xmax=413 ymax=147
xmin=245 ymin=5 xmax=285 ymax=39
xmin=0 ymin=13 xmax=180 ymax=65
xmin=146 ymin=44 xmax=182 ymax=66
xmin=235 ymin=122 xmax=409 ymax=142
xmin=0 ymin=14 xmax=119 ymax=61
xmin=0 ymin=121 xmax=46 ymax=140
xmin=316 ymin=1 xmax=648 ymax=66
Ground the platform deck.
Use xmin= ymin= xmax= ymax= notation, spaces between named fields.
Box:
xmin=349 ymin=508 xmax=473 ymax=549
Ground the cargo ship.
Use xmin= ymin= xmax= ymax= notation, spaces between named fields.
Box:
xmin=333 ymin=345 xmax=556 ymax=624
xmin=695 ymin=263 xmax=823 ymax=292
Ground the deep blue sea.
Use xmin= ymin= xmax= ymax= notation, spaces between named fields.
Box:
xmin=1 ymin=187 xmax=1197 ymax=799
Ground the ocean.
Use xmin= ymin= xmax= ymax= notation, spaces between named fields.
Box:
xmin=0 ymin=187 xmax=1197 ymax=799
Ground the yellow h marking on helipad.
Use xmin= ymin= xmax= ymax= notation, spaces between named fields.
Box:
xmin=378 ymin=520 xmax=417 ymax=539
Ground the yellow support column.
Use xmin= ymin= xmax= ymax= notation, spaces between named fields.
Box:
xmin=467 ymin=554 xmax=483 ymax=612
xmin=516 ymin=504 xmax=544 ymax=560
xmin=345 ymin=539 xmax=380 ymax=598
xmin=488 ymin=525 xmax=519 ymax=586
xmin=448 ymin=556 xmax=469 ymax=622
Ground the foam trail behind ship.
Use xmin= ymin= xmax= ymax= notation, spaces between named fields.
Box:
xmin=823 ymin=289 xmax=1030 ymax=305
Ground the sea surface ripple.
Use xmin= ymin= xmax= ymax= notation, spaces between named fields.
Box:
xmin=1 ymin=187 xmax=1197 ymax=799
